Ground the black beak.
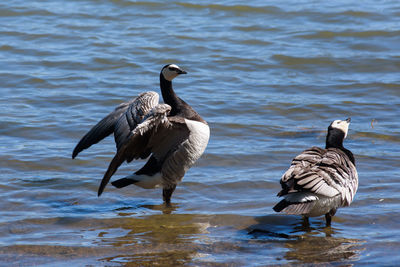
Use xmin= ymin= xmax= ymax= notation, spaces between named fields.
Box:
xmin=178 ymin=69 xmax=187 ymax=75
xmin=346 ymin=117 xmax=351 ymax=123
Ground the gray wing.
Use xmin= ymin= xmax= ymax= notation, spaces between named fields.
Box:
xmin=114 ymin=92 xmax=159 ymax=151
xmin=279 ymin=146 xmax=358 ymax=206
xmin=72 ymin=91 xmax=159 ymax=159
xmin=98 ymin=105 xmax=192 ymax=196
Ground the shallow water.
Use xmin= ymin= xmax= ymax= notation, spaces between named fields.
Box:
xmin=1 ymin=0 xmax=400 ymax=266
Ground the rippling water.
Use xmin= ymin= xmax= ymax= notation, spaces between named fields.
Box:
xmin=1 ymin=0 xmax=400 ymax=265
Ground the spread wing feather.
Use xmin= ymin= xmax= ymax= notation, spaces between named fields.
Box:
xmin=114 ymin=92 xmax=159 ymax=151
xmin=97 ymin=105 xmax=193 ymax=196
xmin=279 ymin=146 xmax=358 ymax=206
xmin=72 ymin=92 xmax=159 ymax=159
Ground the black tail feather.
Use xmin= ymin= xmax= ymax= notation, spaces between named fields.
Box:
xmin=111 ymin=178 xmax=137 ymax=189
xmin=273 ymin=199 xmax=290 ymax=212
xmin=273 ymin=199 xmax=316 ymax=215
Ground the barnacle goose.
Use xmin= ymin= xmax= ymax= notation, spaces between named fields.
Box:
xmin=273 ymin=118 xmax=358 ymax=226
xmin=72 ymin=64 xmax=210 ymax=204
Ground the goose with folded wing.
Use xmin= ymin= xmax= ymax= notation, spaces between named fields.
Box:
xmin=273 ymin=118 xmax=358 ymax=226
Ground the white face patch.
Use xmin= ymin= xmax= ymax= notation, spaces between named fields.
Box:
xmin=331 ymin=119 xmax=350 ymax=138
xmin=168 ymin=64 xmax=179 ymax=69
xmin=162 ymin=64 xmax=184 ymax=81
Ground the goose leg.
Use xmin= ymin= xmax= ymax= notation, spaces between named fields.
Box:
xmin=325 ymin=208 xmax=337 ymax=227
xmin=163 ymin=185 xmax=176 ymax=205
xmin=302 ymin=216 xmax=310 ymax=227
xmin=325 ymin=213 xmax=332 ymax=226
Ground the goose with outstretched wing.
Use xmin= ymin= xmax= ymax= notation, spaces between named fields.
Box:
xmin=72 ymin=64 xmax=210 ymax=204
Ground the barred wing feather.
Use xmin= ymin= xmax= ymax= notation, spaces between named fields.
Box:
xmin=72 ymin=91 xmax=159 ymax=158
xmin=97 ymin=104 xmax=178 ymax=196
xmin=114 ymin=92 xmax=159 ymax=151
xmin=280 ymin=147 xmax=358 ymax=206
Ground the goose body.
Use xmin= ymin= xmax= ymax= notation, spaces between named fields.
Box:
xmin=273 ymin=118 xmax=358 ymax=226
xmin=72 ymin=64 xmax=210 ymax=204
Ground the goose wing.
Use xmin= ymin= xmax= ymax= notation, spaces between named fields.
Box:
xmin=97 ymin=106 xmax=191 ymax=196
xmin=113 ymin=92 xmax=160 ymax=151
xmin=279 ymin=146 xmax=358 ymax=206
xmin=72 ymin=91 xmax=159 ymax=159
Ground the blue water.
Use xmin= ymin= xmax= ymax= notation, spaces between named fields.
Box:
xmin=0 ymin=0 xmax=399 ymax=265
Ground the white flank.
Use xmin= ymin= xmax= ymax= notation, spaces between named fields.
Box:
xmin=158 ymin=119 xmax=209 ymax=187
xmin=184 ymin=119 xmax=210 ymax=163
xmin=124 ymin=173 xmax=163 ymax=189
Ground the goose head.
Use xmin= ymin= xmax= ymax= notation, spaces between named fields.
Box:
xmin=161 ymin=64 xmax=187 ymax=81
xmin=329 ymin=118 xmax=351 ymax=138
xmin=326 ymin=118 xmax=351 ymax=149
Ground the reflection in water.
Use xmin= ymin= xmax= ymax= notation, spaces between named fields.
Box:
xmin=140 ymin=203 xmax=179 ymax=215
xmin=114 ymin=203 xmax=179 ymax=216
xmin=103 ymin=251 xmax=196 ymax=266
xmin=283 ymin=234 xmax=363 ymax=264
xmin=92 ymin=213 xmax=211 ymax=265
xmin=248 ymin=215 xmax=365 ymax=265
xmin=0 ymin=211 xmax=367 ymax=266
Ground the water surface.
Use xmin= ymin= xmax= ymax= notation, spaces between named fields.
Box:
xmin=1 ymin=0 xmax=400 ymax=265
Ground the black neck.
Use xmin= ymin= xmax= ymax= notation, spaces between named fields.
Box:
xmin=160 ymin=73 xmax=181 ymax=116
xmin=326 ymin=127 xmax=355 ymax=165
xmin=325 ymin=127 xmax=344 ymax=149
xmin=159 ymin=72 xmax=207 ymax=124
